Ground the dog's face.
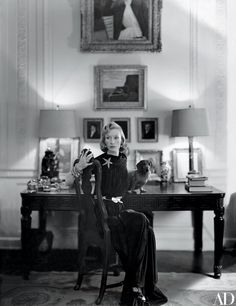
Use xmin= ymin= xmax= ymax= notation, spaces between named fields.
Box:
xmin=136 ymin=160 xmax=152 ymax=176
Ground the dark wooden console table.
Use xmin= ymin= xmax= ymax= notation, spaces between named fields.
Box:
xmin=20 ymin=183 xmax=225 ymax=279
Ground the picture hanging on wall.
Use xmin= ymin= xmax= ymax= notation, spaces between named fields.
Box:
xmin=83 ymin=118 xmax=104 ymax=142
xmin=137 ymin=117 xmax=158 ymax=142
xmin=95 ymin=65 xmax=147 ymax=110
xmin=111 ymin=117 xmax=131 ymax=142
xmin=80 ymin=0 xmax=162 ymax=53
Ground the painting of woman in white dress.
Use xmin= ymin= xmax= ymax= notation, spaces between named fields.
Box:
xmin=81 ymin=0 xmax=162 ymax=52
xmin=94 ymin=0 xmax=149 ymax=41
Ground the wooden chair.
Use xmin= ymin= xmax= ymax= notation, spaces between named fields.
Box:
xmin=73 ymin=159 xmax=123 ymax=305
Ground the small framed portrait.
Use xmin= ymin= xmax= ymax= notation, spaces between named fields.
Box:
xmin=135 ymin=150 xmax=163 ymax=180
xmin=80 ymin=0 xmax=162 ymax=53
xmin=137 ymin=118 xmax=158 ymax=142
xmin=83 ymin=118 xmax=104 ymax=142
xmin=111 ymin=117 xmax=131 ymax=142
xmin=172 ymin=148 xmax=203 ymax=182
xmin=94 ymin=65 xmax=147 ymax=110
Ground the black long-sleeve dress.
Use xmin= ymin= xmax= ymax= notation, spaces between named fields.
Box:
xmin=94 ymin=152 xmax=167 ymax=305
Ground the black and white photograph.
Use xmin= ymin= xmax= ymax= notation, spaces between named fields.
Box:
xmin=137 ymin=117 xmax=158 ymax=142
xmin=83 ymin=118 xmax=104 ymax=142
xmin=135 ymin=149 xmax=163 ymax=179
xmin=1 ymin=1 xmax=235 ymax=306
xmin=81 ymin=0 xmax=162 ymax=52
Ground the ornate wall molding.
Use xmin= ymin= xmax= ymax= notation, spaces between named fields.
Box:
xmin=189 ymin=0 xmax=199 ymax=102
xmin=43 ymin=0 xmax=54 ymax=105
xmin=36 ymin=0 xmax=46 ymax=108
xmin=17 ymin=0 xmax=28 ymax=106
xmin=215 ymin=0 xmax=227 ymax=159
xmin=16 ymin=0 xmax=29 ymax=148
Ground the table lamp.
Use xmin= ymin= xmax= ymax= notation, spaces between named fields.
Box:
xmin=171 ymin=107 xmax=209 ymax=174
xmin=39 ymin=109 xmax=78 ymax=178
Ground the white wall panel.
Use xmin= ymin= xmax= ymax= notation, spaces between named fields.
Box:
xmin=0 ymin=0 xmax=228 ymax=250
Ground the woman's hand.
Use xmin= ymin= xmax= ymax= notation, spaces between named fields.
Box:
xmin=72 ymin=149 xmax=94 ymax=177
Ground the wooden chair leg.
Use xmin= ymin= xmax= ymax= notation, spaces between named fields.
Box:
xmin=74 ymin=273 xmax=84 ymax=290
xmin=74 ymin=213 xmax=87 ymax=291
xmin=95 ymin=233 xmax=111 ymax=305
xmin=74 ymin=240 xmax=87 ymax=290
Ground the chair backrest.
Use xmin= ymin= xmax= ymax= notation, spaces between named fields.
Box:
xmin=74 ymin=160 xmax=109 ymax=238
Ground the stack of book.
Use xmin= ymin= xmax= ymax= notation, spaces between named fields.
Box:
xmin=185 ymin=174 xmax=212 ymax=193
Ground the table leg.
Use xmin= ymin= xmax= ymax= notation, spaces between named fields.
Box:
xmin=214 ymin=204 xmax=224 ymax=279
xmin=192 ymin=210 xmax=203 ymax=253
xmin=39 ymin=207 xmax=47 ymax=232
xmin=21 ymin=203 xmax=32 ymax=280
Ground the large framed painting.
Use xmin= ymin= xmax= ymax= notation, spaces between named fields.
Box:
xmin=137 ymin=117 xmax=158 ymax=142
xmin=95 ymin=65 xmax=147 ymax=110
xmin=80 ymin=0 xmax=162 ymax=52
xmin=111 ymin=117 xmax=131 ymax=142
xmin=83 ymin=118 xmax=104 ymax=142
xmin=172 ymin=148 xmax=203 ymax=182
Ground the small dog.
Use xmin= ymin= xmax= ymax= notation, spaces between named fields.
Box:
xmin=128 ymin=160 xmax=152 ymax=193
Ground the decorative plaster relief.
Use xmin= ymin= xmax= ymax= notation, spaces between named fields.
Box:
xmin=189 ymin=0 xmax=199 ymax=102
xmin=43 ymin=0 xmax=54 ymax=105
xmin=215 ymin=0 xmax=227 ymax=152
xmin=17 ymin=0 xmax=28 ymax=105
xmin=17 ymin=0 xmax=28 ymax=143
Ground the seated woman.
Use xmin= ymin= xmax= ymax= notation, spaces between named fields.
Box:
xmin=67 ymin=122 xmax=167 ymax=306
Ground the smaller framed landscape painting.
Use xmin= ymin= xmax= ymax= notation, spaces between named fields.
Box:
xmin=95 ymin=65 xmax=147 ymax=110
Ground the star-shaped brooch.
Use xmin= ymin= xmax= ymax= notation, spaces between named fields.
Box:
xmin=102 ymin=157 xmax=113 ymax=169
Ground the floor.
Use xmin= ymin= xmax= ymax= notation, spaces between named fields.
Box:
xmin=1 ymin=249 xmax=236 ymax=275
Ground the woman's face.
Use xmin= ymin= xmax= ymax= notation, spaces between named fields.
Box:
xmin=104 ymin=128 xmax=122 ymax=155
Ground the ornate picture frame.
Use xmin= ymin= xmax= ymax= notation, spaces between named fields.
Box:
xmin=137 ymin=117 xmax=158 ymax=142
xmin=172 ymin=148 xmax=203 ymax=182
xmin=83 ymin=118 xmax=104 ymax=142
xmin=135 ymin=150 xmax=162 ymax=180
xmin=111 ymin=117 xmax=131 ymax=142
xmin=95 ymin=65 xmax=147 ymax=110
xmin=80 ymin=0 xmax=162 ymax=53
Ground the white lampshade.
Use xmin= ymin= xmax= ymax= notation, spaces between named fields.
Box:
xmin=171 ymin=108 xmax=209 ymax=137
xmin=39 ymin=109 xmax=78 ymax=138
